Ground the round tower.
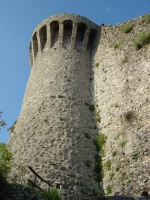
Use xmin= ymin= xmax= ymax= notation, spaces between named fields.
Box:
xmin=8 ymin=14 xmax=100 ymax=198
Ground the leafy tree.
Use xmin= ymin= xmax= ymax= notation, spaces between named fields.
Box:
xmin=0 ymin=111 xmax=6 ymax=131
xmin=0 ymin=111 xmax=12 ymax=188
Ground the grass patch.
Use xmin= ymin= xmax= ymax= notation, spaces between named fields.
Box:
xmin=133 ymin=155 xmax=138 ymax=162
xmin=109 ymin=173 xmax=114 ymax=180
xmin=95 ymin=62 xmax=99 ymax=67
xmin=142 ymin=13 xmax=150 ymax=23
xmin=114 ymin=40 xmax=123 ymax=49
xmin=115 ymin=164 xmax=121 ymax=172
xmin=120 ymin=22 xmax=132 ymax=33
xmin=105 ymin=184 xmax=112 ymax=195
xmin=104 ymin=160 xmax=111 ymax=171
xmin=94 ymin=133 xmax=107 ymax=157
xmin=38 ymin=189 xmax=62 ymax=200
xmin=120 ymin=140 xmax=127 ymax=148
xmin=75 ymin=133 xmax=80 ymax=139
xmin=133 ymin=31 xmax=150 ymax=50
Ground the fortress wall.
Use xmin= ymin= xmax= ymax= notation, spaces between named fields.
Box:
xmin=94 ymin=17 xmax=150 ymax=195
xmin=7 ymin=13 xmax=150 ymax=198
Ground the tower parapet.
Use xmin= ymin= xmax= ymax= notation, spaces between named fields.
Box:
xmin=29 ymin=14 xmax=98 ymax=66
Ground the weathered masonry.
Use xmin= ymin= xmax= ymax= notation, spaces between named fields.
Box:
xmin=8 ymin=14 xmax=100 ymax=199
xmin=8 ymin=13 xmax=150 ymax=199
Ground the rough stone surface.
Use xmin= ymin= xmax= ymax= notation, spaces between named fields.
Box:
xmin=7 ymin=13 xmax=150 ymax=199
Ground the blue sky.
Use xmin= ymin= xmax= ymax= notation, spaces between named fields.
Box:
xmin=0 ymin=0 xmax=150 ymax=143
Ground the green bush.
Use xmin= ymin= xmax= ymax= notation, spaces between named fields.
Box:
xmin=142 ymin=13 xmax=150 ymax=23
xmin=133 ymin=31 xmax=150 ymax=50
xmin=95 ymin=62 xmax=99 ymax=67
xmin=38 ymin=189 xmax=62 ymax=200
xmin=89 ymin=104 xmax=95 ymax=112
xmin=0 ymin=143 xmax=12 ymax=187
xmin=104 ymin=160 xmax=111 ymax=171
xmin=120 ymin=23 xmax=132 ymax=33
xmin=105 ymin=184 xmax=112 ymax=195
xmin=94 ymin=133 xmax=107 ymax=154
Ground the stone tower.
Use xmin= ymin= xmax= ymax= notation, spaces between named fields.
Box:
xmin=8 ymin=14 xmax=100 ymax=198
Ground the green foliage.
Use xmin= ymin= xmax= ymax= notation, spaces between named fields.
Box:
xmin=105 ymin=184 xmax=112 ymax=195
xmin=142 ymin=13 xmax=150 ymax=23
xmin=120 ymin=140 xmax=127 ymax=148
xmin=126 ymin=179 xmax=131 ymax=186
xmin=114 ymin=42 xmax=120 ymax=48
xmin=94 ymin=133 xmax=107 ymax=155
xmin=95 ymin=62 xmax=99 ymax=67
xmin=75 ymin=133 xmax=80 ymax=139
xmin=112 ymin=151 xmax=116 ymax=157
xmin=114 ymin=133 xmax=121 ymax=140
xmin=122 ymin=56 xmax=128 ymax=63
xmin=133 ymin=31 xmax=150 ymax=50
xmin=115 ymin=164 xmax=121 ymax=172
xmin=38 ymin=189 xmax=62 ymax=200
xmin=114 ymin=40 xmax=123 ymax=49
xmin=0 ymin=111 xmax=6 ymax=131
xmin=89 ymin=104 xmax=95 ymax=112
xmin=84 ymin=160 xmax=91 ymax=168
xmin=109 ymin=173 xmax=114 ymax=180
xmin=133 ymin=155 xmax=138 ymax=162
xmin=94 ymin=155 xmax=104 ymax=182
xmin=104 ymin=160 xmax=111 ymax=171
xmin=58 ymin=95 xmax=64 ymax=98
xmin=84 ymin=132 xmax=90 ymax=139
xmin=94 ymin=110 xmax=101 ymax=123
xmin=93 ymin=188 xmax=98 ymax=196
xmin=0 ymin=143 xmax=12 ymax=187
xmin=8 ymin=121 xmax=17 ymax=133
xmin=120 ymin=23 xmax=132 ymax=33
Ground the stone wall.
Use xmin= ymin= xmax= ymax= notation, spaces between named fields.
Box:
xmin=93 ymin=16 xmax=150 ymax=196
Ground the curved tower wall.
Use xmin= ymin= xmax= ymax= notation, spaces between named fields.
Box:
xmin=8 ymin=14 xmax=100 ymax=198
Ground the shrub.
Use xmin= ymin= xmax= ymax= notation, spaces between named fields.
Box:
xmin=133 ymin=31 xmax=150 ymax=50
xmin=0 ymin=143 xmax=12 ymax=187
xmin=38 ymin=189 xmax=62 ymax=200
xmin=115 ymin=164 xmax=121 ymax=172
xmin=89 ymin=104 xmax=95 ymax=112
xmin=94 ymin=133 xmax=107 ymax=156
xmin=104 ymin=160 xmax=111 ymax=171
xmin=0 ymin=111 xmax=6 ymax=131
xmin=142 ymin=13 xmax=150 ymax=23
xmin=120 ymin=23 xmax=132 ymax=33
xmin=95 ymin=62 xmax=99 ymax=67
xmin=105 ymin=184 xmax=112 ymax=195
xmin=133 ymin=155 xmax=138 ymax=162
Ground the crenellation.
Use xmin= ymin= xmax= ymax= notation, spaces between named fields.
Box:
xmin=58 ymin=22 xmax=64 ymax=48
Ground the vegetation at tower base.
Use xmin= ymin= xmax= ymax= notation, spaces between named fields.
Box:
xmin=0 ymin=112 xmax=10 ymax=186
xmin=0 ymin=143 xmax=12 ymax=187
